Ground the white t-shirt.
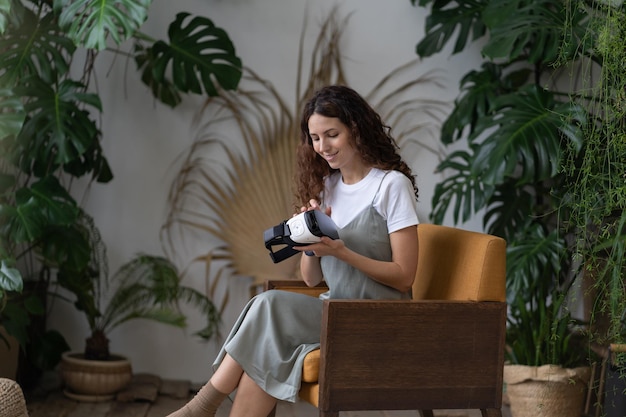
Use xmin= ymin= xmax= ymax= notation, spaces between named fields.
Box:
xmin=321 ymin=168 xmax=419 ymax=233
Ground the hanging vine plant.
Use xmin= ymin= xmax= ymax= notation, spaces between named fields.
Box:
xmin=561 ymin=4 xmax=626 ymax=348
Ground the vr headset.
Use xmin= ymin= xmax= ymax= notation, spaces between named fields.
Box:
xmin=263 ymin=210 xmax=339 ymax=263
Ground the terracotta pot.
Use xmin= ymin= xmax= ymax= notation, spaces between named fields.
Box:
xmin=504 ymin=364 xmax=591 ymax=417
xmin=60 ymin=352 xmax=132 ymax=401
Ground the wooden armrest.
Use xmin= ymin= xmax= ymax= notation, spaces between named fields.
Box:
xmin=318 ymin=299 xmax=506 ymax=411
xmin=264 ymin=280 xmax=329 ymax=298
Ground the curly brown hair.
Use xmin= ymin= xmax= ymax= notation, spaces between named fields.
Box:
xmin=294 ymin=85 xmax=418 ymax=208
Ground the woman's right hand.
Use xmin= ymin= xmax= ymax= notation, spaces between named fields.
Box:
xmin=298 ymin=199 xmax=330 ymax=287
xmin=298 ymin=199 xmax=331 ymax=217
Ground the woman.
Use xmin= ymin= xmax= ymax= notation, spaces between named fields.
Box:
xmin=167 ymin=85 xmax=419 ymax=417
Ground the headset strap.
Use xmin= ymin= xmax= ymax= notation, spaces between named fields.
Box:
xmin=264 ymin=223 xmax=301 ymax=263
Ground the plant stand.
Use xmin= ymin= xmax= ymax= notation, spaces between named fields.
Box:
xmin=603 ymin=344 xmax=626 ymax=417
xmin=504 ymin=364 xmax=591 ymax=417
xmin=59 ymin=352 xmax=132 ymax=402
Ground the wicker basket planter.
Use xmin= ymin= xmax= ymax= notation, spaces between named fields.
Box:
xmin=504 ymin=364 xmax=591 ymax=417
xmin=0 ymin=377 xmax=29 ymax=417
xmin=60 ymin=352 xmax=132 ymax=401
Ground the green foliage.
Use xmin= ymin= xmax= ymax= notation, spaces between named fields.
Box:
xmin=103 ymin=255 xmax=219 ymax=339
xmin=413 ymin=0 xmax=626 ymax=366
xmin=55 ymin=0 xmax=151 ymax=50
xmin=17 ymin=77 xmax=103 ymax=167
xmin=560 ymin=6 xmax=626 ymax=345
xmin=1 ymin=176 xmax=80 ymax=243
xmin=147 ymin=13 xmax=242 ymax=96
xmin=0 ymin=88 xmax=25 ymax=138
xmin=56 ymin=213 xmax=219 ymax=359
xmin=0 ymin=0 xmax=240 ymax=373
xmin=412 ymin=0 xmax=487 ymax=57
xmin=507 ymin=289 xmax=584 ymax=367
xmin=0 ymin=11 xmax=75 ymax=85
xmin=0 ymin=281 xmax=70 ymax=376
xmin=0 ymin=1 xmax=11 ymax=34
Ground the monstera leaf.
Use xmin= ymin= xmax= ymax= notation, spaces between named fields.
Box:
xmin=441 ymin=63 xmax=533 ymax=144
xmin=430 ymin=147 xmax=496 ymax=225
xmin=470 ymin=85 xmax=584 ymax=186
xmin=145 ymin=12 xmax=242 ymax=97
xmin=0 ymin=176 xmax=79 ymax=243
xmin=483 ymin=181 xmax=535 ymax=239
xmin=15 ymin=76 xmax=102 ymax=173
xmin=0 ymin=10 xmax=75 ymax=86
xmin=0 ymin=1 xmax=11 ymax=35
xmin=441 ymin=63 xmax=504 ymax=144
xmin=134 ymin=42 xmax=182 ymax=107
xmin=505 ymin=224 xmax=564 ymax=302
xmin=432 ymin=85 xmax=584 ymax=227
xmin=482 ymin=0 xmax=591 ymax=63
xmin=0 ymin=259 xmax=21 ymax=291
xmin=414 ymin=0 xmax=488 ymax=58
xmin=0 ymin=87 xmax=24 ymax=140
xmin=55 ymin=0 xmax=151 ymax=50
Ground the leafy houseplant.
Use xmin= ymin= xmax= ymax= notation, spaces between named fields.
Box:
xmin=412 ymin=0 xmax=590 ymax=368
xmin=561 ymin=5 xmax=626 ymax=348
xmin=59 ymin=214 xmax=220 ymax=361
xmin=57 ymin=213 xmax=220 ymax=398
xmin=409 ymin=0 xmax=626 ymax=414
xmin=559 ymin=6 xmax=626 ymax=417
xmin=0 ymin=0 xmax=242 ymax=384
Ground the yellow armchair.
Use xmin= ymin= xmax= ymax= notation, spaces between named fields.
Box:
xmin=266 ymin=223 xmax=507 ymax=417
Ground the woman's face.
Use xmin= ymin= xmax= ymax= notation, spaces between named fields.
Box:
xmin=308 ymin=113 xmax=361 ymax=172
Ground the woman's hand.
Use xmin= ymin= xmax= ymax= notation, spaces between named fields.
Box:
xmin=294 ymin=236 xmax=345 ymax=258
xmin=294 ymin=199 xmax=337 ymax=257
xmin=298 ymin=199 xmax=331 ymax=217
xmin=298 ymin=199 xmax=332 ymax=287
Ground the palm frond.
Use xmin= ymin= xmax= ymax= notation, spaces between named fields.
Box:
xmin=98 ymin=254 xmax=218 ymax=339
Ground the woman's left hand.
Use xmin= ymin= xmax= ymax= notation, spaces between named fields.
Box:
xmin=294 ymin=236 xmax=345 ymax=257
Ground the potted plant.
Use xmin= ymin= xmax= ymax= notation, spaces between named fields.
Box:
xmin=0 ymin=0 xmax=242 ymax=388
xmin=409 ymin=0 xmax=624 ymax=415
xmin=57 ymin=212 xmax=219 ymax=400
xmin=503 ymin=260 xmax=590 ymax=417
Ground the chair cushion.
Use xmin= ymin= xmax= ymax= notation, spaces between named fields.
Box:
xmin=299 ymin=381 xmax=320 ymax=407
xmin=302 ymin=349 xmax=320 ymax=382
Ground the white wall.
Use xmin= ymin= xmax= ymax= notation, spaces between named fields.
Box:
xmin=47 ymin=0 xmax=485 ymax=383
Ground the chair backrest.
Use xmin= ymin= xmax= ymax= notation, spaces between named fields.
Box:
xmin=412 ymin=223 xmax=506 ymax=302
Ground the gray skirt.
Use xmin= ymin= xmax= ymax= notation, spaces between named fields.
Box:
xmin=212 ymin=290 xmax=323 ymax=402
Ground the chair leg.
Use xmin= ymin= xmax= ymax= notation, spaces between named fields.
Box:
xmin=267 ymin=404 xmax=277 ymax=417
xmin=481 ymin=408 xmax=502 ymax=417
xmin=419 ymin=411 xmax=435 ymax=417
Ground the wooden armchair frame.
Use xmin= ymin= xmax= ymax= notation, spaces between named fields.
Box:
xmin=266 ymin=223 xmax=507 ymax=417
